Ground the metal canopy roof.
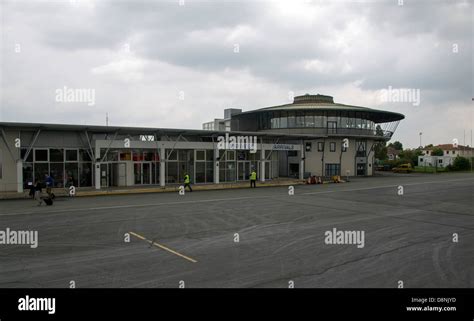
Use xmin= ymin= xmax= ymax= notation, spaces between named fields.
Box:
xmin=235 ymin=102 xmax=405 ymax=123
xmin=0 ymin=122 xmax=324 ymax=140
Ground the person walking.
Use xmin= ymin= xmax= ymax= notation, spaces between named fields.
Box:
xmin=250 ymin=169 xmax=257 ymax=188
xmin=184 ymin=173 xmax=193 ymax=192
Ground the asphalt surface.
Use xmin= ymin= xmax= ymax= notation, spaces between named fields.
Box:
xmin=0 ymin=173 xmax=473 ymax=288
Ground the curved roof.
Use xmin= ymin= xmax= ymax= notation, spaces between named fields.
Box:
xmin=234 ymin=94 xmax=405 ymax=123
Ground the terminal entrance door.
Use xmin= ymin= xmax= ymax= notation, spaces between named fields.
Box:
xmin=356 ymin=163 xmax=366 ymax=176
xmin=237 ymin=161 xmax=251 ymax=181
xmin=101 ymin=163 xmax=126 ymax=187
xmin=134 ymin=162 xmax=152 ymax=185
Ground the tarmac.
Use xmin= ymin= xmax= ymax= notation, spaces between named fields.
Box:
xmin=0 ymin=172 xmax=472 ymax=288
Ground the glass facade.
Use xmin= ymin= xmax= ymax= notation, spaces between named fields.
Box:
xmin=195 ymin=150 xmax=214 ymax=183
xmin=166 ymin=149 xmax=194 ymax=184
xmin=20 ymin=145 xmax=279 ymax=188
xmin=265 ymin=110 xmax=377 ymax=134
xmin=21 ymin=148 xmax=93 ymax=188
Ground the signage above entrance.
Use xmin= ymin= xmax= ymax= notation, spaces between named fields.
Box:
xmin=272 ymin=144 xmax=295 ymax=151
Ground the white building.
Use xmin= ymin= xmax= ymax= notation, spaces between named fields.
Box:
xmin=202 ymin=108 xmax=242 ymax=131
xmin=418 ymin=144 xmax=474 ymax=167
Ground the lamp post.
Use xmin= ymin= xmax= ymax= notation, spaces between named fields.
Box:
xmin=419 ymin=132 xmax=422 ymax=148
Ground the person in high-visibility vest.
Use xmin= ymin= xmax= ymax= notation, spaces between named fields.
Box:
xmin=184 ymin=173 xmax=193 ymax=192
xmin=250 ymin=170 xmax=257 ymax=188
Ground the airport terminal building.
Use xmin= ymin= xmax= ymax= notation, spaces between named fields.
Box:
xmin=0 ymin=94 xmax=404 ymax=192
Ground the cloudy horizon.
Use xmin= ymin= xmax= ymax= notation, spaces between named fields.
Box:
xmin=1 ymin=0 xmax=472 ymax=149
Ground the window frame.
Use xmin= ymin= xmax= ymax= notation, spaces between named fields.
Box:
xmin=317 ymin=142 xmax=324 ymax=152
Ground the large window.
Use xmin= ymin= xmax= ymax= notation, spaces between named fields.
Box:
xmin=314 ymin=115 xmax=325 ymax=128
xmin=327 ymin=121 xmax=337 ymax=134
xmin=195 ymin=150 xmax=214 ymax=183
xmin=166 ymin=162 xmax=178 ymax=183
xmin=325 ymin=164 xmax=341 ymax=176
xmin=296 ymin=113 xmax=305 ymax=127
xmin=65 ymin=149 xmax=78 ymax=162
xmin=34 ymin=163 xmax=48 ymax=184
xmin=196 ymin=162 xmax=206 ymax=183
xmin=305 ymin=115 xmax=314 ymax=127
xmin=271 ymin=117 xmax=280 ymax=129
xmin=65 ymin=163 xmax=78 ymax=187
xmin=49 ymin=163 xmax=64 ymax=187
xmin=218 ymin=150 xmax=236 ymax=182
xmin=50 ymin=149 xmax=64 ymax=162
xmin=79 ymin=162 xmax=92 ymax=187
xmin=23 ymin=149 xmax=92 ymax=188
xmin=287 ymin=113 xmax=296 ymax=128
xmin=166 ymin=149 xmax=194 ymax=184
xmin=34 ymin=149 xmax=48 ymax=162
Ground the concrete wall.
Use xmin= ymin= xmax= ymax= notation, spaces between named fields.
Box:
xmin=304 ymin=138 xmax=375 ymax=177
xmin=0 ymin=131 xmax=20 ymax=192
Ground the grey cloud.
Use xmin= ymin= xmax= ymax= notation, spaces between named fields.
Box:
xmin=0 ymin=0 xmax=471 ymax=148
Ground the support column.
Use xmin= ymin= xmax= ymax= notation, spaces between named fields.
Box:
xmin=214 ymin=146 xmax=220 ymax=184
xmin=16 ymin=160 xmax=23 ymax=193
xmin=160 ymin=145 xmax=165 ymax=187
xmin=260 ymin=146 xmax=265 ymax=182
xmin=299 ymin=142 xmax=305 ymax=180
xmin=95 ymin=163 xmax=101 ymax=190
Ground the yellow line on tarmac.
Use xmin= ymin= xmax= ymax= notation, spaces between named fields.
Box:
xmin=129 ymin=231 xmax=197 ymax=263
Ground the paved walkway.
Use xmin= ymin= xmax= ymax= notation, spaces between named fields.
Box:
xmin=0 ymin=178 xmax=305 ymax=199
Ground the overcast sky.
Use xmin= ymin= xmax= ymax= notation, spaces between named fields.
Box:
xmin=0 ymin=0 xmax=472 ymax=148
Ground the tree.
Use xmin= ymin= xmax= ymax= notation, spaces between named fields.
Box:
xmin=431 ymin=147 xmax=443 ymax=156
xmin=399 ymin=149 xmax=423 ymax=166
xmin=374 ymin=144 xmax=388 ymax=161
xmin=388 ymin=141 xmax=403 ymax=150
xmin=452 ymin=156 xmax=470 ymax=171
xmin=373 ymin=126 xmax=387 ymax=161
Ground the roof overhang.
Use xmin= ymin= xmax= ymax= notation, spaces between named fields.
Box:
xmin=0 ymin=122 xmax=324 ymax=140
